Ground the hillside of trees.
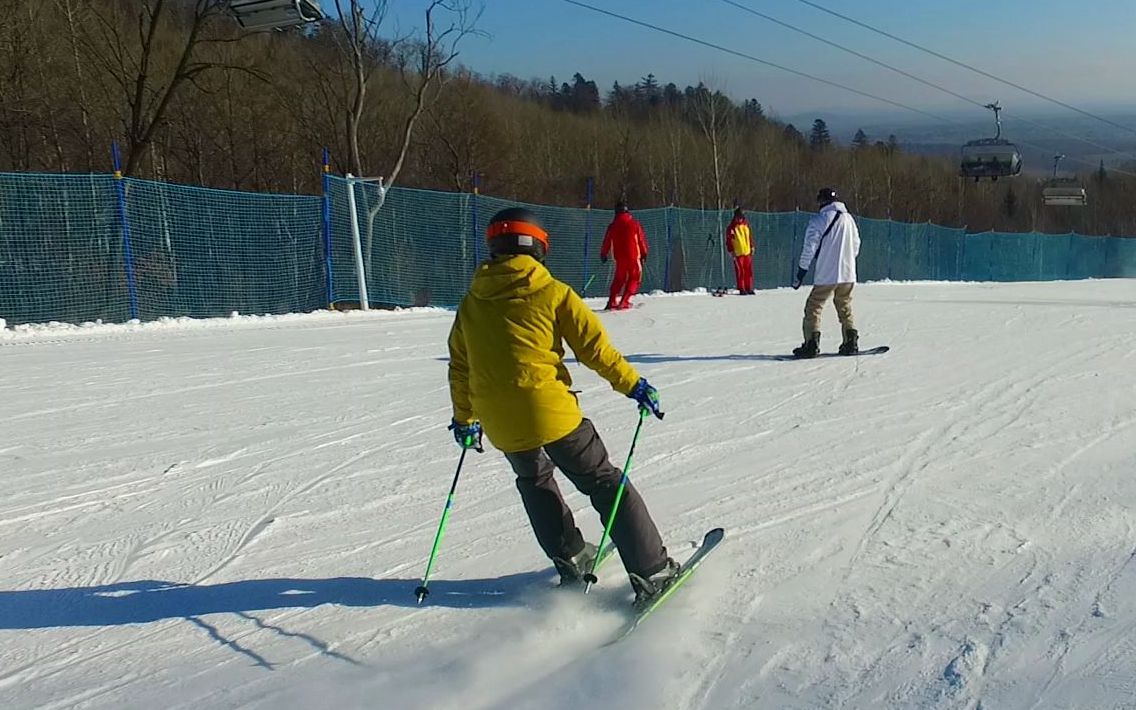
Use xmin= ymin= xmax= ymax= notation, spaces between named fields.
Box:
xmin=2 ymin=0 xmax=1134 ymax=236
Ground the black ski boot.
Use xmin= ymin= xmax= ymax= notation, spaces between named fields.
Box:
xmin=792 ymin=331 xmax=821 ymax=359
xmin=628 ymin=557 xmax=680 ymax=610
xmin=552 ymin=542 xmax=598 ymax=586
xmin=838 ymin=329 xmax=859 ymax=356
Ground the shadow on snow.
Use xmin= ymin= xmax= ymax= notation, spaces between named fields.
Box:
xmin=0 ymin=572 xmax=551 ymax=630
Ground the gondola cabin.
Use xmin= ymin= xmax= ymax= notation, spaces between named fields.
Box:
xmin=959 ymin=101 xmax=1023 ymax=182
xmin=960 ymin=138 xmax=1024 ymax=181
xmin=227 ymin=0 xmax=323 ymax=31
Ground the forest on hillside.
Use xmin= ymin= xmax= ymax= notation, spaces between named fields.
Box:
xmin=2 ymin=0 xmax=1134 ymax=236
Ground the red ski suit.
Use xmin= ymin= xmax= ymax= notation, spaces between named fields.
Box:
xmin=726 ymin=215 xmax=754 ymax=294
xmin=600 ymin=212 xmax=649 ymax=308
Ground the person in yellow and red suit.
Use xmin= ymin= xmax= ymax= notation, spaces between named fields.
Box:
xmin=447 ymin=207 xmax=678 ymax=606
xmin=600 ymin=201 xmax=649 ymax=310
xmin=726 ymin=207 xmax=755 ymax=295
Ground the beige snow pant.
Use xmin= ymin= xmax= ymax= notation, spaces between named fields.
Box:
xmin=803 ymin=283 xmax=855 ymax=339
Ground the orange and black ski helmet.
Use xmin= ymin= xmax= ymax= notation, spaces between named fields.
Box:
xmin=486 ymin=207 xmax=549 ymax=261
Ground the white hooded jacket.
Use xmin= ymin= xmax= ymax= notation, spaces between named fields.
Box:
xmin=798 ymin=201 xmax=860 ymax=285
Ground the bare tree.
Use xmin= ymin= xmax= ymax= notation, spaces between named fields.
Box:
xmin=56 ymin=0 xmax=96 ymax=169
xmin=328 ymin=0 xmax=482 ymax=264
xmin=85 ymin=0 xmax=249 ymax=175
xmin=688 ymin=82 xmax=733 ymax=213
xmin=687 ymin=80 xmax=735 ymax=284
xmin=331 ymin=0 xmax=391 ymax=178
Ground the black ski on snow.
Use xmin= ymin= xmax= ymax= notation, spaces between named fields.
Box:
xmin=605 ymin=527 xmax=725 ymax=645
xmin=776 ymin=345 xmax=890 ymax=361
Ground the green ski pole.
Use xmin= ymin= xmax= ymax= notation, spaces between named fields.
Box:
xmin=415 ymin=443 xmax=474 ymax=604
xmin=583 ymin=273 xmax=597 ymax=294
xmin=583 ymin=407 xmax=652 ymax=593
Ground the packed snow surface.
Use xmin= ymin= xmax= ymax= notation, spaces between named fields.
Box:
xmin=2 ymin=280 xmax=1134 ymax=709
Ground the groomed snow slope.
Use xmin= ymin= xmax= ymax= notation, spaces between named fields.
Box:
xmin=2 ymin=280 xmax=1134 ymax=710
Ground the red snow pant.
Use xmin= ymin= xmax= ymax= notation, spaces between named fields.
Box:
xmin=733 ymin=255 xmax=754 ymax=294
xmin=607 ymin=259 xmax=642 ymax=309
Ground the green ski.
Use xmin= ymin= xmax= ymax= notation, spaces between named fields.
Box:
xmin=606 ymin=527 xmax=725 ymax=644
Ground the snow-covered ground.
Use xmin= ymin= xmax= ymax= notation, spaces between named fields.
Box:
xmin=2 ymin=280 xmax=1134 ymax=710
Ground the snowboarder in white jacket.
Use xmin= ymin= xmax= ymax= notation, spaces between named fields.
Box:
xmin=791 ymin=188 xmax=861 ymax=358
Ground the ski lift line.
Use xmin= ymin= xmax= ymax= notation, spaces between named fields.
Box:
xmin=793 ymin=0 xmax=1136 ymax=140
xmin=559 ymin=0 xmax=956 ymax=124
xmin=719 ymin=0 xmax=1136 ymax=164
xmin=1003 ymin=130 xmax=1136 ymax=177
xmin=560 ymin=0 xmax=1136 ymax=179
xmin=1007 ymin=139 xmax=1136 ymax=178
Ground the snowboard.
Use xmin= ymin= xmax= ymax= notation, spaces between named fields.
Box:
xmin=776 ymin=345 xmax=889 ymax=361
xmin=605 ymin=527 xmax=725 ymax=645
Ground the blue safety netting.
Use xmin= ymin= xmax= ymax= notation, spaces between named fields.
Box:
xmin=1 ymin=172 xmax=1133 ymax=326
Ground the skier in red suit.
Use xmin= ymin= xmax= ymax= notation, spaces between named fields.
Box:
xmin=600 ymin=202 xmax=649 ymax=310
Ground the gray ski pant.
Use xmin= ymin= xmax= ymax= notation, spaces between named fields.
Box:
xmin=504 ymin=419 xmax=669 ymax=577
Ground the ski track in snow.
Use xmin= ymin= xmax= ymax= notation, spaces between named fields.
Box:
xmin=1 ymin=281 xmax=1135 ymax=709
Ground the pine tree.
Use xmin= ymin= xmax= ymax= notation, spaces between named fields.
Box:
xmin=784 ymin=123 xmax=804 ymax=144
xmin=608 ymin=81 xmax=626 ymax=110
xmin=571 ymin=73 xmax=600 ymax=112
xmin=809 ymin=119 xmax=832 ymax=149
xmin=852 ymin=128 xmax=869 ymax=149
xmin=638 ymin=73 xmax=660 ymax=107
xmin=1097 ymin=159 xmax=1107 ymax=183
xmin=887 ymin=134 xmax=900 ymax=154
xmin=743 ymin=99 xmax=764 ymax=122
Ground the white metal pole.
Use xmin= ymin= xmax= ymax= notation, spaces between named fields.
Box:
xmin=345 ymin=173 xmax=370 ymax=311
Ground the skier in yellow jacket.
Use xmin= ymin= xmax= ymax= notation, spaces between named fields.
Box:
xmin=726 ymin=207 xmax=755 ymax=294
xmin=447 ymin=207 xmax=677 ymax=604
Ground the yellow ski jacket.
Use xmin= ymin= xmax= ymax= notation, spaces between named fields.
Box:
xmin=448 ymin=255 xmax=641 ymax=453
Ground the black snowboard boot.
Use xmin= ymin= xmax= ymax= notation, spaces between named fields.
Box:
xmin=838 ymin=329 xmax=859 ymax=356
xmin=552 ymin=542 xmax=598 ymax=586
xmin=792 ymin=331 xmax=821 ymax=359
xmin=628 ymin=557 xmax=680 ymax=610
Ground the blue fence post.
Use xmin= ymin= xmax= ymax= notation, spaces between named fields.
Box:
xmin=584 ymin=176 xmax=594 ymax=295
xmin=472 ymin=171 xmax=481 ymax=268
xmin=664 ymin=189 xmax=674 ymax=291
xmin=321 ymin=148 xmax=334 ymax=309
xmin=111 ymin=142 xmax=140 ymax=321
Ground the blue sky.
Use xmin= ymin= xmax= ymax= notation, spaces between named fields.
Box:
xmin=380 ymin=0 xmax=1136 ymax=120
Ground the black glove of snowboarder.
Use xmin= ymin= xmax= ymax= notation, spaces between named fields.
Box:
xmin=792 ymin=267 xmax=808 ymax=290
xmin=600 ymin=255 xmax=609 ymax=264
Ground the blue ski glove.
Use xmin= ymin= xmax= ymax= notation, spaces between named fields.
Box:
xmin=448 ymin=419 xmax=484 ymax=452
xmin=628 ymin=378 xmax=664 ymax=419
xmin=792 ymin=267 xmax=808 ymax=290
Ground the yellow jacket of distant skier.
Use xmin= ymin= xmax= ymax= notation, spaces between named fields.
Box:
xmin=727 ymin=218 xmax=753 ymax=257
xmin=448 ymin=255 xmax=641 ymax=453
